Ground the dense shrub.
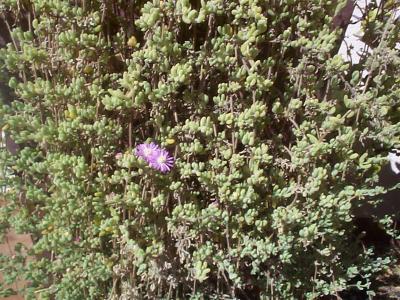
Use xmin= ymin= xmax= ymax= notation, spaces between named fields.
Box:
xmin=1 ymin=0 xmax=400 ymax=298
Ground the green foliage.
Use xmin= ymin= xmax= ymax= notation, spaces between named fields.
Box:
xmin=0 ymin=0 xmax=399 ymax=299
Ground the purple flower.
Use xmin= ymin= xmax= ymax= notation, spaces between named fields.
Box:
xmin=135 ymin=142 xmax=160 ymax=162
xmin=135 ymin=142 xmax=175 ymax=173
xmin=148 ymin=148 xmax=174 ymax=173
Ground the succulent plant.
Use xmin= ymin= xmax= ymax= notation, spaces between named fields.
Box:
xmin=0 ymin=0 xmax=399 ymax=299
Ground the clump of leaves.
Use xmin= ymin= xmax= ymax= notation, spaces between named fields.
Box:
xmin=0 ymin=0 xmax=399 ymax=299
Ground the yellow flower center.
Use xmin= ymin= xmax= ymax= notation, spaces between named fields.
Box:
xmin=144 ymin=148 xmax=152 ymax=156
xmin=157 ymin=155 xmax=166 ymax=164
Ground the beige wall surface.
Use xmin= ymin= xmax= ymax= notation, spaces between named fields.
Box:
xmin=0 ymin=230 xmax=32 ymax=299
